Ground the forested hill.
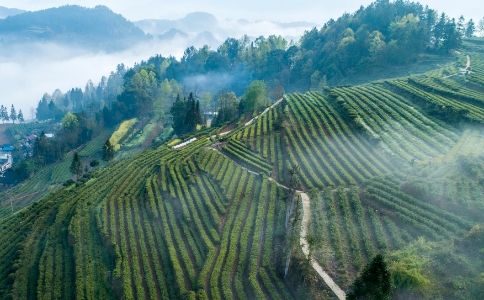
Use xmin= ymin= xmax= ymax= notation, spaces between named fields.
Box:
xmin=297 ymin=0 xmax=464 ymax=80
xmin=0 ymin=5 xmax=149 ymax=50
xmin=0 ymin=6 xmax=26 ymax=19
xmin=138 ymin=0 xmax=470 ymax=94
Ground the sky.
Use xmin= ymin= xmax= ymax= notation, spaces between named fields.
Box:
xmin=1 ymin=0 xmax=482 ymax=23
xmin=0 ymin=0 xmax=482 ymax=118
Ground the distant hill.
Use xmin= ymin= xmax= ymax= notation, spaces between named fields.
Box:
xmin=134 ymin=12 xmax=318 ymax=35
xmin=0 ymin=6 xmax=26 ymax=19
xmin=0 ymin=5 xmax=150 ymax=51
xmin=135 ymin=12 xmax=218 ymax=34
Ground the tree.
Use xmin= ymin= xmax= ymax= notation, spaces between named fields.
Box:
xmin=466 ymin=19 xmax=475 ymax=37
xmin=36 ymin=93 xmax=51 ymax=120
xmin=0 ymin=105 xmax=6 ymax=123
xmin=170 ymin=95 xmax=187 ymax=134
xmin=63 ymin=95 xmax=70 ymax=108
xmin=70 ymin=152 xmax=83 ymax=180
xmin=17 ymin=109 xmax=24 ymax=123
xmin=239 ymin=80 xmax=267 ymax=113
xmin=184 ymin=93 xmax=199 ymax=132
xmin=170 ymin=92 xmax=203 ymax=135
xmin=478 ymin=18 xmax=484 ymax=37
xmin=61 ymin=112 xmax=79 ymax=131
xmin=457 ymin=16 xmax=466 ymax=36
xmin=441 ymin=18 xmax=461 ymax=54
xmin=213 ymin=92 xmax=238 ymax=126
xmin=200 ymin=92 xmax=212 ymax=113
xmin=90 ymin=159 xmax=100 ymax=168
xmin=102 ymin=139 xmax=115 ymax=161
xmin=347 ymin=254 xmax=394 ymax=300
xmin=10 ymin=105 xmax=17 ymax=123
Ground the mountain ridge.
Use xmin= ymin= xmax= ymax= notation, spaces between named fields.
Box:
xmin=0 ymin=5 xmax=149 ymax=51
xmin=0 ymin=6 xmax=26 ymax=19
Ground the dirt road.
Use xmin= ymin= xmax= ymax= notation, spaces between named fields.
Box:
xmin=299 ymin=192 xmax=347 ymax=300
xmin=208 ymin=97 xmax=346 ymax=298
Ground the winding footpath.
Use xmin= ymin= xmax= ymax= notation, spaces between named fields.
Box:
xmin=208 ymin=97 xmax=346 ymax=299
xmin=443 ymin=54 xmax=471 ymax=78
xmin=299 ymin=192 xmax=347 ymax=300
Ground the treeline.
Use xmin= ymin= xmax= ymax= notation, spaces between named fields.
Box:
xmin=170 ymin=93 xmax=204 ymax=135
xmin=14 ymin=111 xmax=106 ymax=180
xmin=29 ymin=0 xmax=474 ymax=162
xmin=36 ymin=64 xmax=127 ymax=121
xmin=0 ymin=5 xmax=149 ymax=49
xmin=0 ymin=104 xmax=23 ymax=123
xmin=138 ymin=0 xmax=471 ymax=93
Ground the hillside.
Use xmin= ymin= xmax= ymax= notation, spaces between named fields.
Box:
xmin=0 ymin=7 xmax=26 ymax=19
xmin=0 ymin=43 xmax=484 ymax=299
xmin=0 ymin=0 xmax=483 ymax=298
xmin=0 ymin=5 xmax=149 ymax=50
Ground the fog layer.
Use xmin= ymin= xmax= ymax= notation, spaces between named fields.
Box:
xmin=0 ymin=11 xmax=314 ymax=118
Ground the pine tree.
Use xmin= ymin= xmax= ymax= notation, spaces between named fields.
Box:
xmin=10 ymin=105 xmax=17 ymax=124
xmin=70 ymin=152 xmax=83 ymax=180
xmin=0 ymin=105 xmax=5 ymax=123
xmin=347 ymin=254 xmax=394 ymax=300
xmin=457 ymin=16 xmax=466 ymax=36
xmin=17 ymin=110 xmax=24 ymax=123
xmin=63 ymin=95 xmax=69 ymax=108
xmin=102 ymin=139 xmax=115 ymax=161
xmin=184 ymin=93 xmax=197 ymax=132
xmin=3 ymin=106 xmax=9 ymax=123
xmin=195 ymin=100 xmax=203 ymax=125
xmin=466 ymin=19 xmax=475 ymax=37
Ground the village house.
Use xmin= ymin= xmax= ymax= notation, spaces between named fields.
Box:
xmin=0 ymin=153 xmax=12 ymax=172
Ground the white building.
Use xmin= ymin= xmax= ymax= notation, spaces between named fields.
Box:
xmin=0 ymin=154 xmax=12 ymax=172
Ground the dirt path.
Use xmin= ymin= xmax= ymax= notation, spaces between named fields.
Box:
xmin=443 ymin=55 xmax=471 ymax=78
xmin=207 ymin=97 xmax=346 ymax=298
xmin=208 ymin=98 xmax=284 ymax=139
xmin=299 ymin=192 xmax=347 ymax=300
xmin=245 ymin=98 xmax=284 ymax=126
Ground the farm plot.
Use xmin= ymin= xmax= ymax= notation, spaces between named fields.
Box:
xmin=330 ymin=85 xmax=460 ymax=160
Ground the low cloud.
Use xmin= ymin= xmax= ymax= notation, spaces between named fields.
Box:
xmin=0 ymin=39 xmax=192 ymax=118
xmin=0 ymin=20 xmax=313 ymax=119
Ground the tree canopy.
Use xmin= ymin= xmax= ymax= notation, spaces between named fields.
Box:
xmin=170 ymin=92 xmax=203 ymax=135
xmin=347 ymin=254 xmax=394 ymax=300
xmin=239 ymin=80 xmax=268 ymax=113
xmin=212 ymin=92 xmax=239 ymax=126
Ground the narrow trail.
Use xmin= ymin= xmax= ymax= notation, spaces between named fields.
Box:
xmin=443 ymin=54 xmax=471 ymax=78
xmin=299 ymin=192 xmax=347 ymax=300
xmin=206 ymin=97 xmax=346 ymax=299
xmin=210 ymin=97 xmax=284 ymax=139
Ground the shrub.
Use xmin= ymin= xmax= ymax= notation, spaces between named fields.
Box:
xmin=90 ymin=159 xmax=100 ymax=167
xmin=400 ymin=177 xmax=428 ymax=198
xmin=63 ymin=179 xmax=75 ymax=186
xmin=109 ymin=118 xmax=137 ymax=150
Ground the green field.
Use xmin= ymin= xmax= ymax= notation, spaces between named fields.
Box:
xmin=1 ymin=47 xmax=484 ymax=299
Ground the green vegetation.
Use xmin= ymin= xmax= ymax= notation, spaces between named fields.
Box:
xmin=109 ymin=118 xmax=137 ymax=151
xmin=0 ymin=5 xmax=149 ymax=50
xmin=2 ymin=4 xmax=484 ymax=300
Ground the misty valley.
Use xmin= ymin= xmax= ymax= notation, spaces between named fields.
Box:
xmin=1 ymin=1 xmax=484 ymax=300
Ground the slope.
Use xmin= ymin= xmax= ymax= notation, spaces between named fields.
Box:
xmin=2 ymin=44 xmax=484 ymax=300
xmin=0 ymin=5 xmax=149 ymax=50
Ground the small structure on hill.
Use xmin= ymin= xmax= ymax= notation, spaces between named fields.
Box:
xmin=2 ymin=146 xmax=14 ymax=152
xmin=26 ymin=134 xmax=37 ymax=144
xmin=0 ymin=153 xmax=12 ymax=172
